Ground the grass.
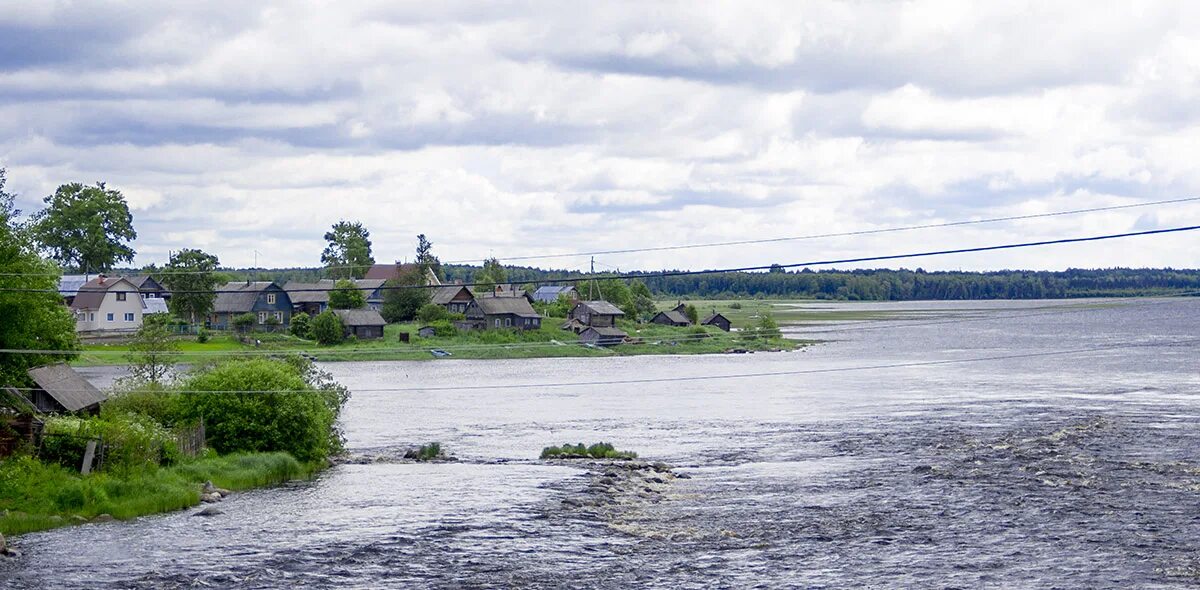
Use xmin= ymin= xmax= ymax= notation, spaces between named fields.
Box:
xmin=540 ymin=442 xmax=638 ymax=460
xmin=0 ymin=452 xmax=316 ymax=536
xmin=75 ymin=316 xmax=805 ymax=365
xmin=405 ymin=442 xmax=443 ymax=461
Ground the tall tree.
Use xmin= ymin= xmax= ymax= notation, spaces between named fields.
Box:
xmin=474 ymin=257 xmax=507 ymax=293
xmin=0 ymin=169 xmax=80 ymax=385
xmin=321 ymin=221 xmax=374 ymax=279
xmin=125 ymin=315 xmax=181 ymax=385
xmin=381 ymin=266 xmax=431 ymax=322
xmin=30 ymin=182 xmax=137 ymax=272
xmin=415 ymin=233 xmax=442 ymax=281
xmin=160 ymin=249 xmax=220 ymax=325
xmin=328 ymin=279 xmax=366 ymax=309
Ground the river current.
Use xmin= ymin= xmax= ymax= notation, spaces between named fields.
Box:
xmin=2 ymin=298 xmax=1198 ymax=588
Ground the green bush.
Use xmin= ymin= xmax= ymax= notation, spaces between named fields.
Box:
xmin=540 ymin=442 xmax=637 ymax=460
xmin=328 ymin=279 xmax=366 ymax=309
xmin=177 ymin=358 xmax=347 ymax=462
xmin=729 ymin=302 xmax=743 ymax=309
xmin=232 ymin=313 xmax=256 ymax=333
xmin=404 ymin=442 xmax=442 ymax=461
xmin=42 ymin=414 xmax=173 ymax=473
xmin=289 ymin=312 xmax=312 ymax=339
xmin=102 ymin=382 xmax=183 ymax=427
xmin=310 ymin=310 xmax=344 ymax=345
xmin=416 ymin=303 xmax=450 ymax=323
xmin=196 ymin=328 xmax=210 ymax=343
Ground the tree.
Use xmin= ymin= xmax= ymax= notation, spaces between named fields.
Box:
xmin=160 ymin=249 xmax=220 ymax=324
xmin=290 ymin=312 xmax=313 ymax=339
xmin=630 ymin=280 xmax=656 ymax=321
xmin=321 ymin=221 xmax=374 ymax=279
xmin=381 ymin=267 xmax=431 ymax=322
xmin=474 ymin=257 xmax=507 ymax=293
xmin=328 ymin=279 xmax=365 ymax=309
xmin=125 ymin=316 xmax=181 ymax=385
xmin=416 ymin=303 xmax=450 ymax=323
xmin=232 ymin=313 xmax=256 ymax=333
xmin=415 ymin=233 xmax=442 ymax=281
xmin=29 ymin=182 xmax=137 ymax=272
xmin=0 ymin=169 xmax=80 ymax=385
xmin=683 ymin=304 xmax=699 ymax=325
xmin=310 ymin=310 xmax=344 ymax=345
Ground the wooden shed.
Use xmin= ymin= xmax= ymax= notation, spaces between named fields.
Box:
xmin=25 ymin=364 xmax=107 ymax=415
xmin=580 ymin=326 xmax=628 ymax=347
xmin=569 ymin=301 xmax=625 ymax=327
xmin=650 ymin=309 xmax=690 ymax=327
xmin=701 ymin=312 xmax=733 ymax=332
xmin=333 ymin=309 xmax=387 ymax=340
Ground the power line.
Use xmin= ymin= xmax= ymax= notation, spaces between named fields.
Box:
xmin=441 ymin=196 xmax=1200 ymax=264
xmin=6 ymin=337 xmax=1195 ymax=394
xmin=3 ymin=224 xmax=1199 ymax=294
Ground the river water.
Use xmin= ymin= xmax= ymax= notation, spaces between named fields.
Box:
xmin=2 ymin=298 xmax=1198 ymax=588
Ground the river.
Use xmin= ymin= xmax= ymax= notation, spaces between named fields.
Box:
xmin=2 ymin=298 xmax=1198 ymax=588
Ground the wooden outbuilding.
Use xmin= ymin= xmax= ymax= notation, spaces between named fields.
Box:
xmin=650 ymin=309 xmax=690 ymax=327
xmin=25 ymin=364 xmax=107 ymax=415
xmin=569 ymin=301 xmax=625 ymax=328
xmin=333 ymin=309 xmax=387 ymax=340
xmin=579 ymin=326 xmax=628 ymax=347
xmin=701 ymin=312 xmax=733 ymax=332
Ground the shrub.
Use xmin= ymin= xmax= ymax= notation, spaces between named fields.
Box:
xmin=729 ymin=302 xmax=742 ymax=309
xmin=42 ymin=414 xmax=173 ymax=473
xmin=290 ymin=312 xmax=312 ymax=339
xmin=196 ymin=328 xmax=210 ymax=343
xmin=428 ymin=320 xmax=457 ymax=337
xmin=231 ymin=313 xmax=256 ymax=333
xmin=177 ymin=358 xmax=347 ymax=462
xmin=416 ymin=303 xmax=450 ymax=323
xmin=310 ymin=310 xmax=344 ymax=345
xmin=328 ymin=279 xmax=366 ymax=310
xmin=102 ymin=381 xmax=183 ymax=427
xmin=540 ymin=442 xmax=637 ymax=460
xmin=404 ymin=442 xmax=443 ymax=461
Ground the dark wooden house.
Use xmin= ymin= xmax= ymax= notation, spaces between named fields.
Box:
xmin=25 ymin=364 xmax=107 ymax=415
xmin=208 ymin=281 xmax=292 ymax=330
xmin=650 ymin=307 xmax=690 ymax=327
xmin=129 ymin=275 xmax=169 ymax=300
xmin=463 ymin=296 xmax=542 ymax=330
xmin=569 ymin=301 xmax=625 ymax=328
xmin=333 ymin=309 xmax=387 ymax=339
xmin=431 ymin=285 xmax=475 ymax=314
xmin=701 ymin=312 xmax=732 ymax=332
xmin=579 ymin=326 xmax=628 ymax=346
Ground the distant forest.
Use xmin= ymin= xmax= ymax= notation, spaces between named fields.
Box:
xmin=181 ymin=265 xmax=1200 ymax=301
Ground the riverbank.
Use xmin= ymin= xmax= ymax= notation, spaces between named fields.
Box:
xmin=74 ymin=321 xmax=804 ymax=366
xmin=0 ymin=452 xmax=319 ymax=537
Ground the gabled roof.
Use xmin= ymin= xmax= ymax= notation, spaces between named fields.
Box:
xmin=212 ymin=281 xmax=282 ymax=313
xmin=531 ymin=285 xmax=578 ymax=302
xmin=27 ymin=364 xmax=107 ymax=412
xmin=701 ymin=312 xmax=730 ymax=325
xmin=70 ymin=276 xmax=138 ymax=310
xmin=332 ymin=308 xmax=387 ymax=327
xmin=474 ymin=296 xmax=541 ymax=318
xmin=654 ymin=310 xmax=690 ymax=324
xmin=58 ymin=274 xmax=90 ymax=297
xmin=128 ymin=276 xmax=164 ymax=291
xmin=575 ymin=300 xmax=625 ymax=316
xmin=581 ymin=326 xmax=628 ymax=338
xmin=285 ymin=279 xmax=388 ymax=304
xmin=143 ymin=298 xmax=170 ymax=314
xmin=431 ymin=285 xmax=473 ymax=305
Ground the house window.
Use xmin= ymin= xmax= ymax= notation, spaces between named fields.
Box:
xmin=89 ymin=313 xmax=95 ymax=322
xmin=504 ymin=318 xmax=511 ymax=327
xmin=267 ymin=293 xmax=276 ymax=305
xmin=125 ymin=313 xmax=135 ymax=322
xmin=116 ymin=292 xmax=126 ymax=301
xmin=273 ymin=311 xmax=283 ymax=323
xmin=106 ymin=313 xmax=114 ymax=322
xmin=494 ymin=318 xmax=501 ymax=328
xmin=258 ymin=312 xmax=267 ymax=324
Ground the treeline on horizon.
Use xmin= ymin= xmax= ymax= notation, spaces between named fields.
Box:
xmin=117 ymin=265 xmax=1200 ymax=301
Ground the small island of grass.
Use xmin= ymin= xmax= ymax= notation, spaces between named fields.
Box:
xmin=540 ymin=442 xmax=638 ymax=460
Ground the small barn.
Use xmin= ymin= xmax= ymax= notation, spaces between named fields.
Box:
xmin=701 ymin=312 xmax=732 ymax=332
xmin=25 ymin=364 xmax=107 ymax=415
xmin=650 ymin=309 xmax=690 ymax=327
xmin=333 ymin=309 xmax=387 ymax=340
xmin=580 ymin=326 xmax=628 ymax=347
xmin=569 ymin=301 xmax=625 ymax=328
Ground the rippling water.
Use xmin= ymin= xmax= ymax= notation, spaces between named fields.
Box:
xmin=2 ymin=299 xmax=1198 ymax=588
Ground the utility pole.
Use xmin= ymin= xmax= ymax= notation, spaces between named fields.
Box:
xmin=589 ymin=256 xmax=595 ymax=300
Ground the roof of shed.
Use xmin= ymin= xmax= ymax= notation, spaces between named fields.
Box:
xmin=701 ymin=313 xmax=730 ymax=325
xmin=576 ymin=300 xmax=625 ymax=316
xmin=431 ymin=285 xmax=472 ymax=305
xmin=333 ymin=308 xmax=387 ymax=327
xmin=655 ymin=310 xmax=690 ymax=324
xmin=26 ymin=364 xmax=107 ymax=412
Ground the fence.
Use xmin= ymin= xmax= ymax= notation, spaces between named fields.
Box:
xmin=174 ymin=419 xmax=206 ymax=458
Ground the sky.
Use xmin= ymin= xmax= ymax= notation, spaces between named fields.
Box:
xmin=2 ymin=1 xmax=1200 ymax=273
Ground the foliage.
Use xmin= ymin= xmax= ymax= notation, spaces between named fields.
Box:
xmin=729 ymin=302 xmax=743 ymax=309
xmin=289 ymin=312 xmax=312 ymax=339
xmin=474 ymin=257 xmax=507 ymax=293
xmin=160 ymin=249 xmax=220 ymax=324
xmin=231 ymin=312 xmax=256 ymax=333
xmin=0 ymin=170 xmax=80 ymax=386
xmin=422 ymin=320 xmax=457 ymax=337
xmin=683 ymin=303 xmax=699 ymax=325
xmin=42 ymin=414 xmax=173 ymax=474
xmin=415 ymin=233 xmax=442 ymax=281
xmin=310 ymin=310 xmax=344 ymax=345
xmin=416 ymin=303 xmax=451 ymax=323
xmin=101 ymin=381 xmax=183 ymax=427
xmin=126 ymin=321 xmax=181 ymax=384
xmin=328 ymin=278 xmax=366 ymax=309
xmin=264 ymin=314 xmax=281 ymax=327
xmin=540 ymin=442 xmax=637 ymax=460
xmin=741 ymin=313 xmax=781 ymax=340
xmin=321 ymin=220 xmax=374 ymax=279
xmin=595 ymin=279 xmax=636 ymax=318
xmin=177 ymin=358 xmax=347 ymax=462
xmin=196 ymin=328 xmax=210 ymax=343
xmin=381 ymin=267 xmax=431 ymax=322
xmin=28 ymin=181 xmax=136 ymax=272
xmin=405 ymin=442 xmax=443 ymax=461
xmin=630 ymin=280 xmax=656 ymax=321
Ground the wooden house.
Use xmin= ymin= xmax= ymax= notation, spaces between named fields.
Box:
xmin=128 ymin=275 xmax=169 ymax=300
xmin=580 ymin=326 xmax=627 ymax=347
xmin=463 ymin=296 xmax=542 ymax=330
xmin=208 ymin=281 xmax=292 ymax=330
xmin=333 ymin=309 xmax=386 ymax=339
xmin=25 ymin=364 xmax=107 ymax=415
xmin=569 ymin=301 xmax=625 ymax=328
xmin=701 ymin=312 xmax=732 ymax=332
xmin=431 ymin=285 xmax=474 ymax=314
xmin=650 ymin=305 xmax=690 ymax=327
xmin=69 ymin=276 xmax=145 ymax=333
xmin=285 ymin=279 xmax=387 ymax=315
xmin=531 ymin=285 xmax=580 ymax=303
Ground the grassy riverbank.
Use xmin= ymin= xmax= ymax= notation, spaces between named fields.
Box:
xmin=75 ymin=320 xmax=802 ymax=365
xmin=0 ymin=452 xmax=317 ymax=536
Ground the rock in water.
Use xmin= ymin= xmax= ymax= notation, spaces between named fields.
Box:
xmin=200 ymin=492 xmax=222 ymax=503
xmin=92 ymin=514 xmax=115 ymax=523
xmin=193 ymin=506 xmax=223 ymax=517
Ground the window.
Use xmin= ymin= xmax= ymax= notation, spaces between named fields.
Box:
xmin=258 ymin=312 xmax=267 ymax=324
xmin=494 ymin=318 xmax=501 ymax=328
xmin=116 ymin=292 xmax=126 ymax=301
xmin=267 ymin=293 xmax=276 ymax=305
xmin=124 ymin=313 xmax=134 ymax=322
xmin=106 ymin=313 xmax=114 ymax=322
xmin=89 ymin=313 xmax=95 ymax=322
xmin=504 ymin=318 xmax=511 ymax=327
xmin=273 ymin=311 xmax=283 ymax=322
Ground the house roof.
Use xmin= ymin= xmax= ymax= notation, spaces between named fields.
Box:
xmin=127 ymin=276 xmax=164 ymax=291
xmin=431 ymin=285 xmax=473 ymax=305
xmin=58 ymin=274 xmax=90 ymax=297
xmin=531 ymin=285 xmax=578 ymax=302
xmin=701 ymin=313 xmax=730 ymax=325
xmin=475 ymin=296 xmax=541 ymax=318
xmin=26 ymin=364 xmax=107 ymax=412
xmin=212 ymin=281 xmax=279 ymax=313
xmin=333 ymin=308 xmax=387 ymax=327
xmin=285 ymin=279 xmax=388 ymax=304
xmin=575 ymin=300 xmax=625 ymax=316
xmin=0 ymin=387 xmax=39 ymax=415
xmin=654 ymin=310 xmax=690 ymax=324
xmin=581 ymin=326 xmax=627 ymax=338
xmin=70 ymin=276 xmax=138 ymax=310
xmin=143 ymin=298 xmax=169 ymax=314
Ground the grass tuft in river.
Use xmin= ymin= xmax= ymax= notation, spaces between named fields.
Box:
xmin=540 ymin=442 xmax=637 ymax=460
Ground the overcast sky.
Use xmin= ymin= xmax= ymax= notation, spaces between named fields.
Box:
xmin=2 ymin=1 xmax=1199 ymax=272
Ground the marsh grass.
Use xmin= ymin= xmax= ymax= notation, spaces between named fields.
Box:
xmin=540 ymin=442 xmax=637 ymax=460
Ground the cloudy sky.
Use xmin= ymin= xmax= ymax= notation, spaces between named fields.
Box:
xmin=2 ymin=1 xmax=1199 ymax=272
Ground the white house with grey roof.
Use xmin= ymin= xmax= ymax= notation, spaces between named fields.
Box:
xmin=69 ymin=276 xmax=145 ymax=333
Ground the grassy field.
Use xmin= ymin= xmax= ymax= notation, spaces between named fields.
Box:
xmin=76 ymin=315 xmax=802 ymax=365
